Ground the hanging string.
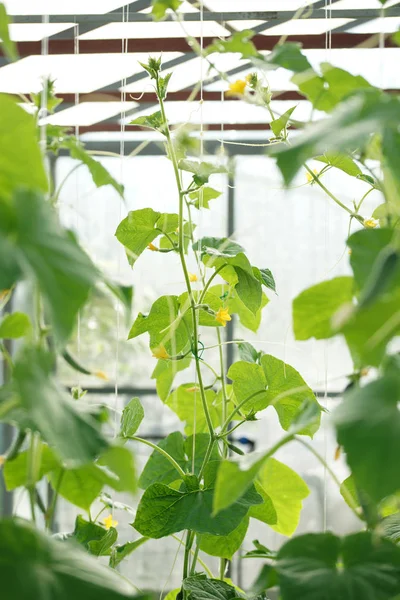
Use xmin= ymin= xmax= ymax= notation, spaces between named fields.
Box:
xmin=39 ymin=14 xmax=49 ymax=159
xmin=73 ymin=22 xmax=81 ymax=390
xmin=114 ymin=3 xmax=129 ymax=436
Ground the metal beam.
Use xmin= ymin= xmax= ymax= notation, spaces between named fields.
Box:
xmin=2 ymin=32 xmax=396 ymax=58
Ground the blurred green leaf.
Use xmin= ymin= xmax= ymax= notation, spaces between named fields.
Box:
xmin=0 ymin=312 xmax=31 ymax=339
xmin=0 ymin=3 xmax=17 ymax=62
xmin=315 ymin=151 xmax=362 ymax=176
xmin=151 ymin=356 xmax=191 ymax=401
xmin=120 ymin=398 xmax=144 ymax=438
xmin=151 ymin=0 xmax=182 ymax=20
xmin=271 ymin=106 xmax=297 ymax=138
xmin=67 ymin=141 xmax=124 ymax=198
xmin=4 ymin=444 xmax=59 ymax=491
xmin=130 ymin=110 xmax=166 ymax=134
xmin=189 ymin=186 xmax=222 ymax=210
xmin=206 ymin=30 xmax=260 ymax=60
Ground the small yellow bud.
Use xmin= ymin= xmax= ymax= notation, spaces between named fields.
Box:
xmin=226 ymin=79 xmax=247 ymax=97
xmin=306 ymin=168 xmax=319 ymax=183
xmin=147 ymin=243 xmax=158 ymax=251
xmin=189 ymin=273 xmax=198 ymax=282
xmin=0 ymin=455 xmax=5 ymax=468
xmin=348 ymin=249 xmax=352 ymax=255
xmin=334 ymin=445 xmax=341 ymax=461
xmin=363 ymin=217 xmax=378 ymax=229
xmin=94 ymin=370 xmax=109 ymax=381
xmin=215 ymin=307 xmax=232 ymax=327
xmin=102 ymin=514 xmax=118 ymax=530
xmin=152 ymin=345 xmax=169 ymax=359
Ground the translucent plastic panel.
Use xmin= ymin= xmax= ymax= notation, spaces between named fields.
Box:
xmin=42 ymin=101 xmax=137 ymax=127
xmin=6 ymin=23 xmax=74 ymax=41
xmin=333 ymin=0 xmax=399 ymax=8
xmin=79 ymin=20 xmax=229 ymax=40
xmin=347 ymin=16 xmax=400 ymax=33
xmin=2 ymin=0 xmax=130 ymax=14
xmin=206 ymin=0 xmax=320 ymax=9
xmin=0 ymin=52 xmax=181 ymax=94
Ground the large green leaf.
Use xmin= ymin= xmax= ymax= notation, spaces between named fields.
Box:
xmin=276 ymin=531 xmax=400 ymax=600
xmin=0 ymin=312 xmax=31 ymax=339
xmin=115 ymin=208 xmax=179 ymax=266
xmin=133 ymin=475 xmax=261 ymax=539
xmin=12 ymin=347 xmax=108 ymax=467
xmin=193 ymin=237 xmax=245 ymax=259
xmin=151 ymin=0 xmax=182 ymax=21
xmin=228 ymin=288 xmax=269 ymax=333
xmin=264 ymin=42 xmax=312 ymax=73
xmin=334 ymin=375 xmax=400 ymax=503
xmin=50 ymin=466 xmax=105 ymax=511
xmin=206 ymin=29 xmax=261 ymax=60
xmin=151 ymin=356 xmax=191 ymax=401
xmin=227 ymin=361 xmax=269 ymax=413
xmin=128 ymin=295 xmax=190 ymax=355
xmin=199 ymin=516 xmax=249 ymax=560
xmin=183 ymin=577 xmax=242 ymax=600
xmin=166 ymin=385 xmax=222 ymax=435
xmin=250 ymin=458 xmax=309 ymax=536
xmin=272 ymin=89 xmax=400 ymax=185
xmin=0 ymin=518 xmax=141 ymax=600
xmin=178 ymin=160 xmax=227 ymax=185
xmin=0 ymin=95 xmax=47 ymax=196
xmin=213 ymin=402 xmax=320 ymax=514
xmin=189 ymin=186 xmax=222 ymax=210
xmin=293 ymin=277 xmax=354 ymax=340
xmin=314 ymin=151 xmax=362 ymax=177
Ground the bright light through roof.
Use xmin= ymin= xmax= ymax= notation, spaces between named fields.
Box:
xmin=2 ymin=0 xmax=129 ymax=15
xmin=333 ymin=0 xmax=399 ymax=8
xmin=347 ymin=17 xmax=400 ymax=33
xmin=41 ymin=101 xmax=138 ymax=127
xmin=247 ymin=18 xmax=353 ymax=36
xmin=79 ymin=21 xmax=229 ymax=40
xmin=6 ymin=23 xmax=74 ymax=41
xmin=0 ymin=53 xmax=181 ymax=94
xmin=205 ymin=0 xmax=320 ymax=9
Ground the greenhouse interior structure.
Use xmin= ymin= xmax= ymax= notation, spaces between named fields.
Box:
xmin=1 ymin=1 xmax=400 ymax=598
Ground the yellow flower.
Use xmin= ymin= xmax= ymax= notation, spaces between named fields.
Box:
xmin=334 ymin=445 xmax=341 ymax=461
xmin=147 ymin=242 xmax=158 ymax=251
xmin=94 ymin=370 xmax=109 ymax=381
xmin=0 ymin=455 xmax=5 ymax=468
xmin=363 ymin=217 xmax=378 ymax=229
xmin=306 ymin=168 xmax=319 ymax=183
xmin=152 ymin=344 xmax=170 ymax=359
xmin=215 ymin=307 xmax=232 ymax=327
xmin=226 ymin=79 xmax=247 ymax=97
xmin=189 ymin=272 xmax=198 ymax=282
xmin=102 ymin=514 xmax=118 ymax=530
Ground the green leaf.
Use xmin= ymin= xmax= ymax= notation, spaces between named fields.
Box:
xmin=69 ymin=515 xmax=108 ymax=550
xmin=254 ymin=267 xmax=276 ymax=293
xmin=380 ymin=514 xmax=400 ymax=544
xmin=271 ymin=106 xmax=297 ymax=138
xmin=206 ymin=30 xmax=260 ymax=60
xmin=293 ymin=276 xmax=354 ymax=340
xmin=199 ymin=516 xmax=249 ymax=559
xmin=183 ymin=577 xmax=241 ymax=600
xmin=0 ymin=95 xmax=48 ymax=197
xmin=273 ymin=89 xmax=400 ymax=185
xmin=0 ymin=189 xmax=98 ymax=344
xmin=111 ymin=537 xmax=149 ymax=568
xmin=130 ymin=110 xmax=166 ymax=134
xmin=151 ymin=356 xmax=191 ymax=401
xmin=229 ymin=288 xmax=269 ymax=333
xmin=334 ymin=374 xmax=400 ymax=503
xmin=178 ymin=160 xmax=227 ymax=185
xmin=0 ymin=518 xmax=141 ymax=600
xmin=128 ymin=295 xmax=190 ymax=355
xmin=227 ymin=361 xmax=268 ymax=413
xmin=50 ymin=465 xmax=105 ymax=511
xmin=3 ymin=444 xmax=59 ymax=491
xmin=166 ymin=385 xmax=222 ymax=435
xmin=115 ymin=208 xmax=179 ymax=266
xmin=0 ymin=3 xmax=17 ymax=61
xmin=13 ymin=347 xmax=108 ymax=466
xmin=237 ymin=341 xmax=259 ymax=363
xmin=213 ymin=402 xmax=320 ymax=514
xmin=193 ymin=236 xmax=245 ymax=259
xmin=314 ymin=151 xmax=362 ymax=176
xmin=120 ymin=398 xmax=144 ymax=438
xmin=189 ymin=186 xmax=222 ymax=210
xmin=151 ymin=0 xmax=182 ymax=20
xmin=348 ymin=228 xmax=399 ymax=292
xmin=265 ymin=42 xmax=312 ymax=73
xmin=89 ymin=528 xmax=118 ymax=557
xmin=138 ymin=431 xmax=187 ymax=489
xmin=250 ymin=458 xmax=309 ymax=536
xmin=234 ymin=263 xmax=262 ymax=316
xmin=276 ymin=531 xmax=400 ymax=600
xmin=97 ymin=445 xmax=137 ymax=495
xmin=340 ymin=288 xmax=400 ymax=367
xmin=0 ymin=312 xmax=31 ymax=339
xmin=249 ymin=564 xmax=279 ymax=595
xmin=68 ymin=141 xmax=124 ymax=198
xmin=133 ymin=478 xmax=261 ymax=539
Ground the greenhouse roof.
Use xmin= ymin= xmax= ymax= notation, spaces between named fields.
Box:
xmin=1 ymin=0 xmax=399 ymax=132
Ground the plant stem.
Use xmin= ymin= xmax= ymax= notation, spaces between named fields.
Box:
xmin=46 ymin=469 xmax=64 ymax=531
xmin=130 ymin=436 xmax=186 ymax=479
xmin=219 ymin=558 xmax=226 ymax=580
xmin=199 ymin=264 xmax=227 ymax=304
xmin=294 ymin=436 xmax=362 ymax=521
xmin=172 ymin=534 xmax=214 ymax=578
xmin=190 ymin=536 xmax=201 ymax=575
xmin=157 ymin=74 xmax=215 ymax=442
xmin=220 ymin=389 xmax=267 ymax=432
xmin=218 ymin=419 xmax=247 ymax=439
xmin=304 ymin=164 xmax=353 ymax=216
xmin=198 ymin=437 xmax=216 ymax=481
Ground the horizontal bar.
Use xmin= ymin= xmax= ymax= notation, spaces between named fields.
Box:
xmin=76 ymin=123 xmax=278 ymax=133
xmin=10 ymin=8 xmax=400 ymax=24
xmin=1 ymin=32 xmax=395 ymax=58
